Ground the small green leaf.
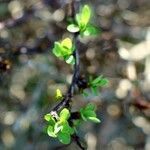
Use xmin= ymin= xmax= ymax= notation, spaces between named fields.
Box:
xmin=83 ymin=110 xmax=97 ymax=118
xmin=82 ymin=25 xmax=100 ymax=36
xmin=85 ymin=103 xmax=96 ymax=111
xmin=47 ymin=126 xmax=57 ymax=138
xmin=58 ymin=132 xmax=71 ymax=144
xmin=54 ymin=122 xmax=63 ymax=134
xmin=67 ymin=24 xmax=80 ymax=33
xmin=55 ymin=89 xmax=63 ymax=99
xmin=61 ymin=47 xmax=72 ymax=56
xmin=91 ymin=87 xmax=98 ymax=95
xmin=90 ymin=76 xmax=108 ymax=87
xmin=53 ymin=38 xmax=74 ymax=58
xmin=90 ymin=76 xmax=102 ymax=85
xmin=88 ymin=117 xmax=101 ymax=123
xmin=61 ymin=38 xmax=72 ymax=50
xmin=61 ymin=121 xmax=74 ymax=135
xmin=80 ymin=5 xmax=91 ymax=27
xmin=52 ymin=42 xmax=62 ymax=57
xmin=98 ymin=78 xmax=109 ymax=86
xmin=80 ymin=110 xmax=99 ymax=122
xmin=75 ymin=14 xmax=81 ymax=26
xmin=80 ymin=103 xmax=100 ymax=123
xmin=59 ymin=108 xmax=70 ymax=121
xmin=80 ymin=112 xmax=87 ymax=121
xmin=44 ymin=114 xmax=51 ymax=121
xmin=65 ymin=55 xmax=75 ymax=65
xmin=44 ymin=114 xmax=56 ymax=125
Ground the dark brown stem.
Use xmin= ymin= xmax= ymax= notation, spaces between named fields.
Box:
xmin=50 ymin=0 xmax=80 ymax=114
xmin=50 ymin=1 xmax=86 ymax=150
xmin=72 ymin=134 xmax=87 ymax=150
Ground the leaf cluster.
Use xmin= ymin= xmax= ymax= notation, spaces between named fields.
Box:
xmin=44 ymin=108 xmax=74 ymax=144
xmin=52 ymin=38 xmax=75 ymax=64
xmin=45 ymin=4 xmax=107 ymax=147
xmin=83 ymin=75 xmax=109 ymax=96
xmin=44 ymin=103 xmax=100 ymax=144
xmin=80 ymin=103 xmax=100 ymax=123
xmin=67 ymin=5 xmax=100 ymax=36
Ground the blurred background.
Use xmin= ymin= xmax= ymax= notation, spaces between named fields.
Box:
xmin=0 ymin=0 xmax=150 ymax=150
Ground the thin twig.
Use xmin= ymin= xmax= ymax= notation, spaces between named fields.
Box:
xmin=50 ymin=1 xmax=87 ymax=150
xmin=72 ymin=134 xmax=87 ymax=150
xmin=51 ymin=36 xmax=80 ymax=112
xmin=50 ymin=0 xmax=80 ymax=113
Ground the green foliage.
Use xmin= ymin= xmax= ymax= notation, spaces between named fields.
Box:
xmin=44 ymin=103 xmax=100 ymax=144
xmin=44 ymin=108 xmax=74 ymax=144
xmin=57 ymin=132 xmax=71 ymax=144
xmin=45 ymin=3 xmax=105 ymax=147
xmin=59 ymin=108 xmax=70 ymax=121
xmin=55 ymin=89 xmax=63 ymax=100
xmin=83 ymin=75 xmax=108 ymax=97
xmin=64 ymin=55 xmax=75 ymax=64
xmin=89 ymin=75 xmax=108 ymax=87
xmin=52 ymin=38 xmax=75 ymax=64
xmin=67 ymin=5 xmax=100 ymax=36
xmin=80 ymin=103 xmax=100 ymax=123
xmin=67 ymin=24 xmax=80 ymax=33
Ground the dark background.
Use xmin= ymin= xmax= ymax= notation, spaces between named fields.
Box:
xmin=0 ymin=0 xmax=150 ymax=150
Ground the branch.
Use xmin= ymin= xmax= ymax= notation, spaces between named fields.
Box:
xmin=51 ymin=36 xmax=80 ymax=113
xmin=50 ymin=0 xmax=80 ymax=116
xmin=72 ymin=134 xmax=87 ymax=150
xmin=49 ymin=1 xmax=87 ymax=150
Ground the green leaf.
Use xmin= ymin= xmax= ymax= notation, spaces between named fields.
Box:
xmin=85 ymin=103 xmax=96 ymax=111
xmin=90 ymin=76 xmax=109 ymax=87
xmin=53 ymin=38 xmax=74 ymax=58
xmin=99 ymin=78 xmax=109 ymax=86
xmin=61 ymin=121 xmax=74 ymax=135
xmin=59 ymin=108 xmax=70 ymax=121
xmin=67 ymin=24 xmax=80 ymax=33
xmin=91 ymin=87 xmax=98 ymax=95
xmin=61 ymin=38 xmax=72 ymax=50
xmin=58 ymin=132 xmax=71 ymax=144
xmin=44 ymin=114 xmax=51 ymax=121
xmin=47 ymin=126 xmax=57 ymax=138
xmin=61 ymin=47 xmax=72 ymax=56
xmin=90 ymin=76 xmax=102 ymax=85
xmin=80 ymin=110 xmax=99 ymax=122
xmin=54 ymin=122 xmax=63 ymax=134
xmin=88 ymin=117 xmax=101 ymax=123
xmin=64 ymin=55 xmax=75 ymax=65
xmin=80 ymin=112 xmax=87 ymax=121
xmin=75 ymin=14 xmax=81 ymax=27
xmin=44 ymin=114 xmax=56 ymax=125
xmin=82 ymin=25 xmax=100 ymax=36
xmin=80 ymin=5 xmax=91 ymax=28
xmin=55 ymin=89 xmax=63 ymax=99
xmin=80 ymin=103 xmax=100 ymax=123
xmin=83 ymin=110 xmax=97 ymax=118
xmin=52 ymin=42 xmax=62 ymax=57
